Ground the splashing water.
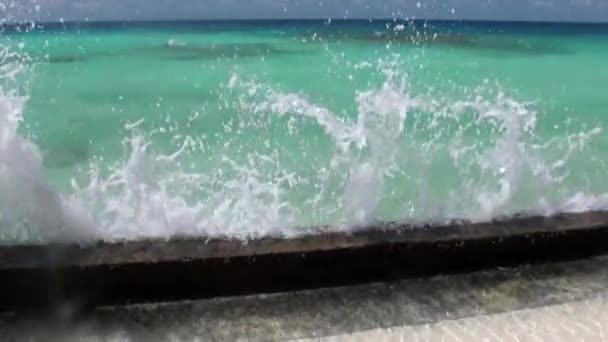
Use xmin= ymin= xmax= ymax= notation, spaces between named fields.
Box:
xmin=1 ymin=22 xmax=608 ymax=244
xmin=0 ymin=46 xmax=86 ymax=242
xmin=231 ymin=66 xmax=605 ymax=224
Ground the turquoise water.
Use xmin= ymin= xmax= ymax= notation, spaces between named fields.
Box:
xmin=1 ymin=20 xmax=608 ymax=242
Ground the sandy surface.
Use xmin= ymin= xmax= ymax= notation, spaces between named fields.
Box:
xmin=298 ymin=294 xmax=608 ymax=341
xmin=2 ymin=256 xmax=608 ymax=341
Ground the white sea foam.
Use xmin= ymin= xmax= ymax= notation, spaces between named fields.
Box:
xmin=230 ymin=64 xmax=605 ymax=225
xmin=0 ymin=42 xmax=607 ymax=243
xmin=0 ymin=46 xmax=88 ymax=242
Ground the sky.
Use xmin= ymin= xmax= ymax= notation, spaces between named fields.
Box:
xmin=2 ymin=0 xmax=608 ymax=23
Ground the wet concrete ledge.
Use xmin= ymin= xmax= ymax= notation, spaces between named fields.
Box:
xmin=1 ymin=210 xmax=608 ymax=312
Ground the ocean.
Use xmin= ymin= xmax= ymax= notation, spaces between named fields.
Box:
xmin=1 ymin=20 xmax=608 ymax=243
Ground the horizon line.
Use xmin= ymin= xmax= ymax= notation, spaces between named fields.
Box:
xmin=3 ymin=17 xmax=608 ymax=26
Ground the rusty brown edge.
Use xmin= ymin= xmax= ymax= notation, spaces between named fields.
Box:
xmin=1 ymin=210 xmax=608 ymax=312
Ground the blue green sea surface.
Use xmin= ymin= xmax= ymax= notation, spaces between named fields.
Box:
xmin=1 ymin=20 xmax=608 ymax=242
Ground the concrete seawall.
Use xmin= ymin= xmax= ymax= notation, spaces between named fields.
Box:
xmin=1 ymin=211 xmax=608 ymax=312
